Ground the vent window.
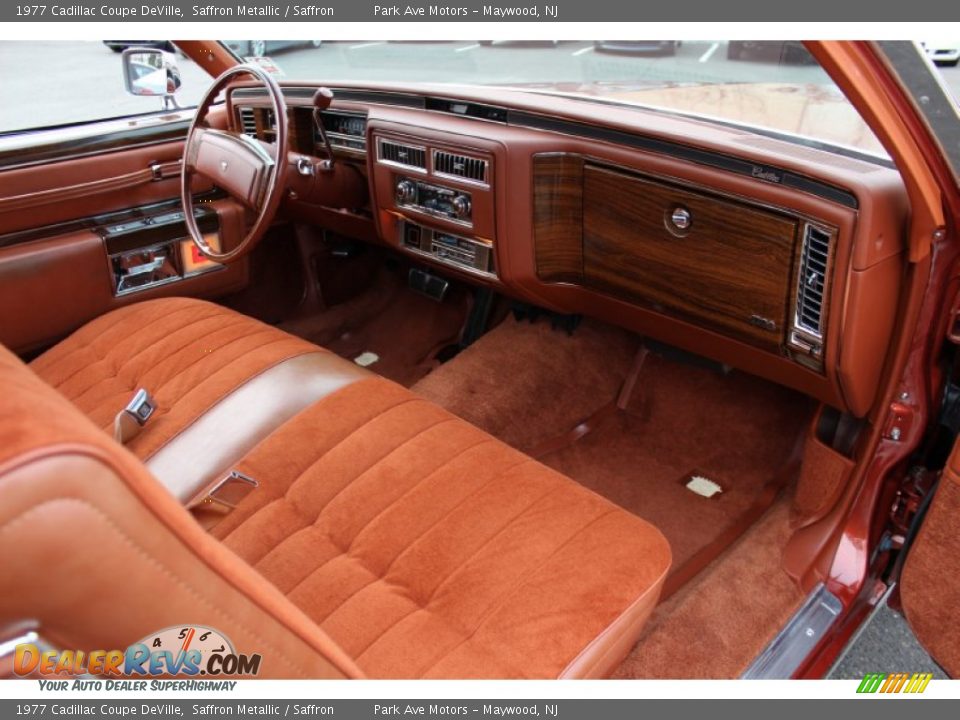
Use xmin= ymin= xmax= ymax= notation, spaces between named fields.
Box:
xmin=379 ymin=139 xmax=426 ymax=170
xmin=795 ymin=224 xmax=832 ymax=338
xmin=433 ymin=150 xmax=488 ymax=183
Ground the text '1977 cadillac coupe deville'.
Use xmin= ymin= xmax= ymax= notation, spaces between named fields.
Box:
xmin=0 ymin=39 xmax=959 ymax=680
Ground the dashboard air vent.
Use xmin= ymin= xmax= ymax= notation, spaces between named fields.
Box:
xmin=433 ymin=150 xmax=488 ymax=184
xmin=238 ymin=107 xmax=257 ymax=137
xmin=378 ymin=139 xmax=426 ymax=170
xmin=795 ymin=224 xmax=832 ymax=338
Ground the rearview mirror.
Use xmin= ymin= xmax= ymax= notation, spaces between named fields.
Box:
xmin=122 ymin=48 xmax=181 ymax=109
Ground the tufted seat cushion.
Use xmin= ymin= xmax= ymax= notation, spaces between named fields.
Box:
xmin=207 ymin=378 xmax=672 ymax=678
xmin=29 ymin=297 xmax=321 ymax=460
xmin=28 ymin=298 xmax=370 ymax=502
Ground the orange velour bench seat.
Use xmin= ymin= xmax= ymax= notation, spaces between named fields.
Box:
xmin=1 ymin=297 xmax=671 ymax=679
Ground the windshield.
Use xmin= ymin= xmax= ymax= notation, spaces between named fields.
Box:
xmin=223 ymin=40 xmax=891 ymax=158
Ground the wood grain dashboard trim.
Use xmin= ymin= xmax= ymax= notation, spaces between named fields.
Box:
xmin=533 ymin=154 xmax=584 ymax=284
xmin=534 ymin=154 xmax=804 ymax=353
xmin=582 ymin=164 xmax=799 ymax=352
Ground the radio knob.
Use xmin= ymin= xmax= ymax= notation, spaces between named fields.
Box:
xmin=452 ymin=194 xmax=471 ymax=219
xmin=395 ymin=180 xmax=416 ymax=205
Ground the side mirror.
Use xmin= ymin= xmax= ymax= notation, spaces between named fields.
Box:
xmin=122 ymin=47 xmax=181 ymax=110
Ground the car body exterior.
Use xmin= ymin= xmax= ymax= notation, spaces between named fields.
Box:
xmin=594 ymin=40 xmax=678 ymax=55
xmin=103 ymin=40 xmax=176 ymax=53
xmin=920 ymin=41 xmax=960 ymax=66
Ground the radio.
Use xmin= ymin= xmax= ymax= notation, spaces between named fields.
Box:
xmin=401 ymin=222 xmax=494 ymax=277
xmin=395 ymin=177 xmax=472 ymax=225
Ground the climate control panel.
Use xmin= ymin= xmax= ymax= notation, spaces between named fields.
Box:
xmin=401 ymin=221 xmax=494 ymax=277
xmin=394 ymin=177 xmax=472 ymax=226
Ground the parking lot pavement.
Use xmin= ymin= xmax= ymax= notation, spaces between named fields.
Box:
xmin=0 ymin=40 xmax=956 ymax=134
xmin=828 ymin=601 xmax=947 ymax=681
xmin=937 ymin=62 xmax=960 ymax=101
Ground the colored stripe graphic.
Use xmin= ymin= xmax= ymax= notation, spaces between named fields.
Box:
xmin=857 ymin=672 xmax=932 ymax=694
xmin=856 ymin=673 xmax=885 ymax=693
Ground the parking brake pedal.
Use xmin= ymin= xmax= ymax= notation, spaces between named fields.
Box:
xmin=408 ymin=268 xmax=448 ymax=302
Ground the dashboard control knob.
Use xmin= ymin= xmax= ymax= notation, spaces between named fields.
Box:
xmin=296 ymin=156 xmax=314 ymax=176
xmin=669 ymin=206 xmax=692 ymax=231
xmin=395 ymin=180 xmax=416 ymax=205
xmin=452 ymin=194 xmax=472 ymax=219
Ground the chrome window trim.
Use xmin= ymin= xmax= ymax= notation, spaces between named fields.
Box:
xmin=0 ymin=110 xmax=202 ymax=171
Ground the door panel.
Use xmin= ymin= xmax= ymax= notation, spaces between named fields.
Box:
xmin=0 ymin=105 xmax=228 ymax=237
xmin=0 ymin=219 xmax=248 ymax=355
xmin=0 ymin=107 xmax=248 ymax=354
xmin=0 ymin=141 xmax=194 ymax=236
xmin=901 ymin=443 xmax=960 ymax=677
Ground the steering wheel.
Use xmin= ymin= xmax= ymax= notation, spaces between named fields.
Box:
xmin=181 ymin=63 xmax=288 ymax=263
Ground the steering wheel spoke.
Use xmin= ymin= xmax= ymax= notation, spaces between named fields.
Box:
xmin=181 ymin=64 xmax=288 ymax=263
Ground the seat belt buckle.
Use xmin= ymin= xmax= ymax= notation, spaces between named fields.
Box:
xmin=114 ymin=388 xmax=156 ymax=445
xmin=188 ymin=470 xmax=259 ymax=513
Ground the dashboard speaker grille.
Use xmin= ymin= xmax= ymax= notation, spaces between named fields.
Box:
xmin=379 ymin=139 xmax=426 ymax=170
xmin=433 ymin=150 xmax=488 ymax=183
xmin=795 ymin=224 xmax=831 ymax=338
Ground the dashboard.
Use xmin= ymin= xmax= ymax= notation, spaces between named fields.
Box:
xmin=228 ymin=82 xmax=909 ymax=418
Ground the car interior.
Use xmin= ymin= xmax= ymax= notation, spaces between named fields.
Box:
xmin=0 ymin=40 xmax=957 ymax=680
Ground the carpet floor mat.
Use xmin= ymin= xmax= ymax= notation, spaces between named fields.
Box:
xmin=282 ymin=268 xmax=471 ymax=387
xmin=414 ymin=316 xmax=810 ymax=583
xmin=614 ymin=500 xmax=805 ymax=678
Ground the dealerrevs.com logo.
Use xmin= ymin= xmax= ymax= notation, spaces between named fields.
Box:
xmin=14 ymin=625 xmax=262 ymax=679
